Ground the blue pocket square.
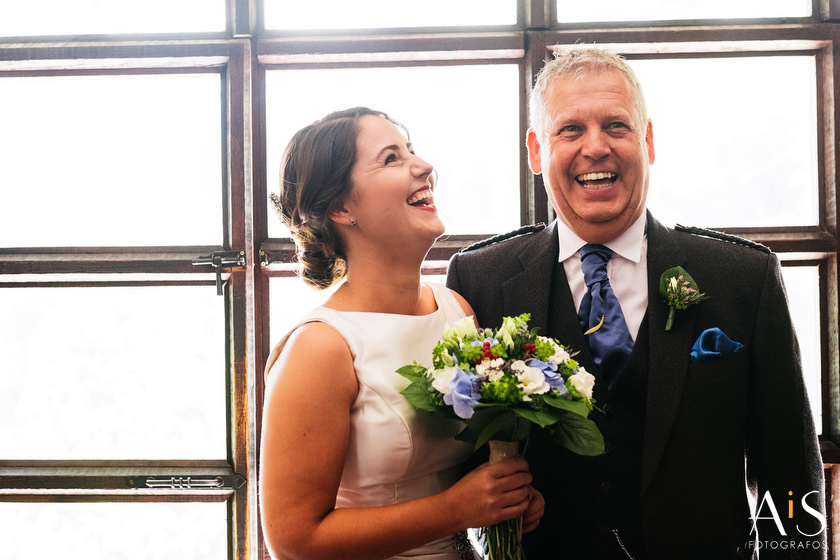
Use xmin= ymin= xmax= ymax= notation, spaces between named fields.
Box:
xmin=690 ymin=328 xmax=743 ymax=363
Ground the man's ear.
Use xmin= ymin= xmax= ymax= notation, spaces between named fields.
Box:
xmin=526 ymin=128 xmax=543 ymax=174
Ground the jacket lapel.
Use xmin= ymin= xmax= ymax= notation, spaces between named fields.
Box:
xmin=500 ymin=222 xmax=558 ymax=333
xmin=640 ymin=213 xmax=696 ymax=495
xmin=496 ymin=215 xmax=694 ymax=496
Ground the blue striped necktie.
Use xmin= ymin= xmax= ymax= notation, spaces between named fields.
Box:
xmin=577 ymin=244 xmax=634 ymax=389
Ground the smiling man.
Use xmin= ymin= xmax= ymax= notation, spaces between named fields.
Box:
xmin=526 ymin=58 xmax=654 ymax=245
xmin=447 ymin=48 xmax=826 ymax=559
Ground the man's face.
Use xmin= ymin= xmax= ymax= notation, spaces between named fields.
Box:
xmin=527 ymin=69 xmax=655 ymax=244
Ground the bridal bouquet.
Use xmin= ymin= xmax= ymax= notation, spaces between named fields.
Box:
xmin=397 ymin=313 xmax=604 ymax=559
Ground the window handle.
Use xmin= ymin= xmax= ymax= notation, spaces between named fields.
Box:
xmin=192 ymin=251 xmax=246 ymax=295
xmin=138 ymin=474 xmax=246 ymax=490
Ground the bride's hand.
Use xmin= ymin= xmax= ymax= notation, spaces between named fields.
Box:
xmin=521 ymin=486 xmax=545 ymax=533
xmin=446 ymin=457 xmax=533 ymax=529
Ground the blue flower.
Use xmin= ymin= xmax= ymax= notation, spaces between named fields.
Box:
xmin=444 ymin=367 xmax=481 ymax=419
xmin=525 ymin=358 xmax=567 ymax=393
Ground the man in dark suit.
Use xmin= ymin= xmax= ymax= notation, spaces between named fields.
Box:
xmin=447 ymin=48 xmax=826 ymax=559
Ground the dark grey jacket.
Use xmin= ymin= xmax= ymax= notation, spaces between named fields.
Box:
xmin=447 ymin=212 xmax=825 ymax=559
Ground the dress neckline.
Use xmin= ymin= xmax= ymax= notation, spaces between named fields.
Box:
xmin=321 ymin=282 xmax=442 ymax=318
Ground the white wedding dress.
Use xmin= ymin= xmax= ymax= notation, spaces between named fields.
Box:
xmin=277 ymin=282 xmax=473 ymax=559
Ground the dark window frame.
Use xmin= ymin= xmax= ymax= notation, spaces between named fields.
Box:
xmin=0 ymin=1 xmax=837 ymax=558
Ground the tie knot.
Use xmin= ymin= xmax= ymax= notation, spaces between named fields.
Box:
xmin=579 ymin=244 xmax=612 ymax=264
xmin=579 ymin=244 xmax=612 ymax=285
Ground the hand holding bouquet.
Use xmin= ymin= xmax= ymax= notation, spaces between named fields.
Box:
xmin=397 ymin=313 xmax=604 ymax=559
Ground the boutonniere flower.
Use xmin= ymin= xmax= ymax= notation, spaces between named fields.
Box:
xmin=659 ymin=266 xmax=708 ymax=331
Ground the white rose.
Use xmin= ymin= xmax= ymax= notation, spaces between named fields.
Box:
xmin=517 ymin=365 xmax=550 ymax=399
xmin=568 ymin=368 xmax=596 ymax=399
xmin=431 ymin=366 xmax=458 ymax=395
xmin=551 ymin=346 xmax=570 ymax=365
xmin=538 ymin=336 xmax=570 ymax=365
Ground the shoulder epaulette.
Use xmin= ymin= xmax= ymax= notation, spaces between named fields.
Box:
xmin=675 ymin=224 xmax=772 ymax=254
xmin=461 ymin=223 xmax=547 ymax=253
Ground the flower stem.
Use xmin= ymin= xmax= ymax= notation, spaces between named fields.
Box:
xmin=665 ymin=307 xmax=675 ymax=331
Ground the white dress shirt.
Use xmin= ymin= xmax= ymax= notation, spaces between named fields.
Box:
xmin=557 ymin=214 xmax=648 ymax=342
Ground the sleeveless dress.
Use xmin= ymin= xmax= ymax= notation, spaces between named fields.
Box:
xmin=274 ymin=282 xmax=474 ymax=559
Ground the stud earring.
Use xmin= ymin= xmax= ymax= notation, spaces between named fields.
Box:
xmin=350 ymin=220 xmax=357 ymax=226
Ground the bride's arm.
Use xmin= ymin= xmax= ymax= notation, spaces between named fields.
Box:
xmin=259 ymin=321 xmax=533 ymax=560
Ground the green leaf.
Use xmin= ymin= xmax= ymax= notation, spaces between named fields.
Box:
xmin=400 ymin=382 xmax=439 ymax=413
xmin=512 ymin=407 xmax=560 ymax=428
xmin=454 ymin=407 xmax=507 ymax=447
xmin=474 ymin=412 xmax=518 ymax=449
xmin=396 ymin=364 xmax=428 ymax=382
xmin=659 ymin=266 xmax=702 ymax=298
xmin=543 ymin=395 xmax=591 ymax=418
xmin=547 ymin=411 xmax=605 ymax=456
xmin=509 ymin=416 xmax=532 ymax=442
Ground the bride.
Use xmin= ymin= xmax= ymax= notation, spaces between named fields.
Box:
xmin=260 ymin=107 xmax=543 ymax=560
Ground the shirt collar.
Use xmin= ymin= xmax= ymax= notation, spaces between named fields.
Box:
xmin=557 ymin=213 xmax=647 ymax=263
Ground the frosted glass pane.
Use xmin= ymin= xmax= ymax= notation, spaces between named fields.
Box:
xmin=265 ymin=0 xmax=516 ymax=30
xmin=0 ymin=0 xmax=225 ymax=36
xmin=0 ymin=74 xmax=223 ymax=247
xmin=782 ymin=266 xmax=821 ymax=434
xmin=0 ymin=502 xmax=227 ymax=560
xmin=265 ymin=65 xmax=520 ymax=236
xmin=0 ymin=286 xmax=227 ymax=460
xmin=269 ymin=275 xmax=445 ymax=342
xmin=557 ymin=0 xmax=810 ymax=23
xmin=634 ymin=56 xmax=818 ymax=228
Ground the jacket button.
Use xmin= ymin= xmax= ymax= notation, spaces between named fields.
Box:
xmin=600 ymin=481 xmax=613 ymax=494
xmin=604 ymin=442 xmax=615 ymax=454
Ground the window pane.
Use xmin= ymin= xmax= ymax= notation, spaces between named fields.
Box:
xmin=265 ymin=0 xmax=516 ymax=30
xmin=0 ymin=502 xmax=227 ymax=560
xmin=269 ymin=278 xmax=338 ymax=342
xmin=265 ymin=65 xmax=520 ymax=237
xmin=782 ymin=265 xmax=821 ymax=434
xmin=269 ymin=275 xmax=445 ymax=343
xmin=0 ymin=74 xmax=223 ymax=248
xmin=0 ymin=286 xmax=227 ymax=460
xmin=557 ymin=0 xmax=810 ymax=23
xmin=634 ymin=56 xmax=818 ymax=228
xmin=0 ymin=0 xmax=225 ymax=36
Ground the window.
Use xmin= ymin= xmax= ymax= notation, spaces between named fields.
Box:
xmin=0 ymin=34 xmax=250 ymax=560
xmin=555 ymin=0 xmax=811 ymax=23
xmin=1 ymin=1 xmax=837 ymax=559
xmin=263 ymin=64 xmax=521 ymax=237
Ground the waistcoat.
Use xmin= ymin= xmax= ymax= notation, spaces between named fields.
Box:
xmin=523 ymin=260 xmax=651 ymax=559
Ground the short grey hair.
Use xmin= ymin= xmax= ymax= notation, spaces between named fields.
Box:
xmin=529 ymin=47 xmax=649 ymax=141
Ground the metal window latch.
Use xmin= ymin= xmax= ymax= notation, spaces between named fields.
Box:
xmin=133 ymin=474 xmax=246 ymax=490
xmin=192 ymin=251 xmax=246 ymax=295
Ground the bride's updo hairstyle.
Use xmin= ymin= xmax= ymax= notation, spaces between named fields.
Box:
xmin=271 ymin=107 xmax=406 ymax=289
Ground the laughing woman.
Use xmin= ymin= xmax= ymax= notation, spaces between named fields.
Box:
xmin=259 ymin=107 xmax=543 ymax=560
